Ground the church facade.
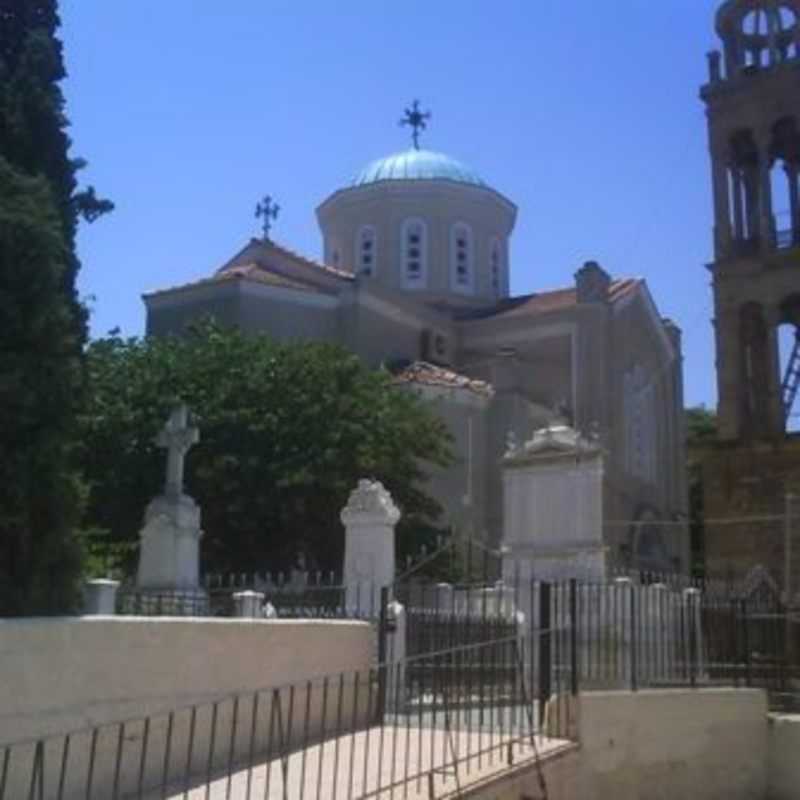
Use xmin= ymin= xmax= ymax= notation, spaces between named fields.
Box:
xmin=144 ymin=138 xmax=689 ymax=573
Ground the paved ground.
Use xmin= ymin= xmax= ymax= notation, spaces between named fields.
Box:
xmin=151 ymin=725 xmax=572 ymax=800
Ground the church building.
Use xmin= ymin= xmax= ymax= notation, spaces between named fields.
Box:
xmin=144 ymin=107 xmax=689 ymax=575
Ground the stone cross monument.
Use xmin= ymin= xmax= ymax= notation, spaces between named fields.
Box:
xmin=157 ymin=405 xmax=199 ymax=497
xmin=136 ymin=405 xmax=206 ymax=609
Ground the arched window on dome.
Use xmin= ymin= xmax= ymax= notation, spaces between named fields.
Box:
xmin=450 ymin=222 xmax=475 ymax=294
xmin=401 ymin=218 xmax=428 ymax=289
xmin=490 ymin=237 xmax=503 ymax=296
xmin=356 ymin=225 xmax=377 ymax=277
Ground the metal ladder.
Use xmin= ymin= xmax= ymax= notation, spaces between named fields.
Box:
xmin=782 ymin=328 xmax=800 ymax=422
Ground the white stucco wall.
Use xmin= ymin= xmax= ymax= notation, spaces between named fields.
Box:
xmin=0 ymin=617 xmax=374 ymax=800
xmin=0 ymin=616 xmax=373 ymax=745
xmin=767 ymin=713 xmax=800 ymax=800
xmin=577 ymin=688 xmax=768 ymax=800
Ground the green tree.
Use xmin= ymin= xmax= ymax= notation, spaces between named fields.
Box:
xmin=0 ymin=1 xmax=111 ymax=614
xmin=0 ymin=161 xmax=85 ymax=613
xmin=686 ymin=405 xmax=718 ymax=578
xmin=80 ymin=324 xmax=453 ymax=576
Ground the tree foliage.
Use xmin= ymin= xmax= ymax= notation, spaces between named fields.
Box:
xmin=0 ymin=160 xmax=84 ymax=613
xmin=686 ymin=405 xmax=718 ymax=445
xmin=0 ymin=1 xmax=111 ymax=614
xmin=80 ymin=324 xmax=453 ymax=576
xmin=685 ymin=405 xmax=717 ymax=578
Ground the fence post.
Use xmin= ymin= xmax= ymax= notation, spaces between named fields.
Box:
xmin=741 ymin=597 xmax=751 ymax=688
xmin=538 ymin=582 xmax=552 ymax=724
xmin=630 ymin=581 xmax=638 ymax=692
xmin=376 ymin=586 xmax=390 ymax=724
xmin=569 ymin=579 xmax=578 ymax=696
xmin=685 ymin=588 xmax=699 ymax=688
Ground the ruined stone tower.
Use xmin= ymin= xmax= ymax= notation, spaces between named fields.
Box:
xmin=699 ymin=0 xmax=800 ymax=592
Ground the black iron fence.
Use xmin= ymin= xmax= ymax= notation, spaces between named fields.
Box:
xmin=0 ymin=636 xmax=573 ymax=800
xmin=117 ymin=578 xmax=384 ymax=621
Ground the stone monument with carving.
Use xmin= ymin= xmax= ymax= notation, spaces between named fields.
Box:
xmin=501 ymin=423 xmax=606 ymax=584
xmin=341 ymin=479 xmax=400 ymax=611
xmin=135 ymin=405 xmax=206 ymax=612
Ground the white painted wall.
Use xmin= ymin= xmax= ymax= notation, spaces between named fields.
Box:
xmin=576 ymin=689 xmax=768 ymax=800
xmin=767 ymin=713 xmax=800 ymax=800
xmin=0 ymin=616 xmax=372 ymax=745
xmin=0 ymin=617 xmax=374 ymax=800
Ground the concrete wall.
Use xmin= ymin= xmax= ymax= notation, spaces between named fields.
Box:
xmin=767 ymin=713 xmax=800 ymax=800
xmin=464 ymin=745 xmax=580 ymax=800
xmin=577 ymin=688 xmax=768 ymax=800
xmin=0 ymin=616 xmax=372 ymax=744
xmin=0 ymin=617 xmax=373 ymax=800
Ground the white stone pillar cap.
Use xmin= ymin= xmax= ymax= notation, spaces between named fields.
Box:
xmin=340 ymin=479 xmax=401 ymax=526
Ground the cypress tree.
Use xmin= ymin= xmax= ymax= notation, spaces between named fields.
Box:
xmin=0 ymin=0 xmax=111 ymax=614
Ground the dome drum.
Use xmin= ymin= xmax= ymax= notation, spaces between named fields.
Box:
xmin=316 ymin=148 xmax=516 ymax=304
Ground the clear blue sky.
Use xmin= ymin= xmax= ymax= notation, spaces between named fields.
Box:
xmin=60 ymin=0 xmax=723 ymax=408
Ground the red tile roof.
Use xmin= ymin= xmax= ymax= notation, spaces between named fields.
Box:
xmin=144 ymin=239 xmax=353 ymax=299
xmin=392 ymin=361 xmax=494 ymax=397
xmin=457 ymin=278 xmax=641 ymax=321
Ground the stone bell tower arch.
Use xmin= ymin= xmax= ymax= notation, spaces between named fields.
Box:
xmin=699 ymin=0 xmax=800 ymax=593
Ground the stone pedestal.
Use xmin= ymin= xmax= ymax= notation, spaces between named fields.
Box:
xmin=83 ymin=579 xmax=120 ymax=615
xmin=501 ymin=424 xmax=606 ymax=584
xmin=341 ymin=480 xmax=400 ymax=613
xmin=234 ymin=590 xmax=266 ymax=619
xmin=137 ymin=493 xmax=204 ymax=591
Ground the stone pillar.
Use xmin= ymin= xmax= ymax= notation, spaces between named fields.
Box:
xmin=757 ymin=140 xmax=775 ymax=250
xmin=711 ymin=156 xmax=732 ymax=256
xmin=341 ymin=480 xmax=400 ymax=613
xmin=732 ymin=166 xmax=745 ymax=241
xmin=83 ymin=579 xmax=120 ymax=615
xmin=707 ymin=50 xmax=722 ymax=83
xmin=744 ymin=164 xmax=760 ymax=241
xmin=501 ymin=424 xmax=606 ymax=583
xmin=233 ymin=590 xmax=266 ymax=619
xmin=764 ymin=304 xmax=786 ymax=437
xmin=435 ymin=583 xmax=454 ymax=613
xmin=786 ymin=163 xmax=799 ymax=243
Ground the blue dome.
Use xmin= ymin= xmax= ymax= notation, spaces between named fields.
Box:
xmin=351 ymin=149 xmax=487 ymax=188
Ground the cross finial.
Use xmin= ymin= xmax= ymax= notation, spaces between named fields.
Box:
xmin=156 ymin=405 xmax=199 ymax=497
xmin=255 ymin=195 xmax=280 ymax=241
xmin=399 ymin=100 xmax=431 ymax=150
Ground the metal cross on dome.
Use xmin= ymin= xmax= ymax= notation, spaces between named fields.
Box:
xmin=255 ymin=195 xmax=280 ymax=241
xmin=400 ymin=100 xmax=431 ymax=150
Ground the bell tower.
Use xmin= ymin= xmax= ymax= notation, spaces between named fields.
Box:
xmin=699 ymin=1 xmax=800 ymax=591
xmin=702 ymin=0 xmax=800 ymax=442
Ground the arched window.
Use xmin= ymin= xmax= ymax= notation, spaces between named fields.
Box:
xmin=490 ymin=237 xmax=503 ymax=295
xmin=401 ymin=218 xmax=428 ymax=289
xmin=450 ymin=222 xmax=474 ymax=294
xmin=356 ymin=225 xmax=377 ymax=276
